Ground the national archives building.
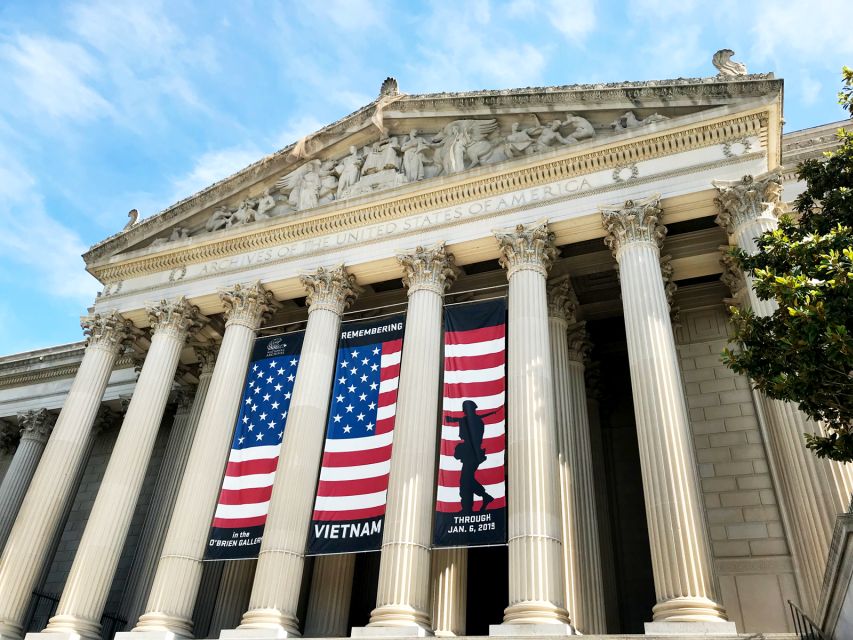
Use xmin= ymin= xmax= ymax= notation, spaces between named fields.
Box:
xmin=0 ymin=59 xmax=851 ymax=640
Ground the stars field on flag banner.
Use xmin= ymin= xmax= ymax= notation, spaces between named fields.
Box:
xmin=205 ymin=332 xmax=305 ymax=560
xmin=308 ymin=315 xmax=405 ymax=554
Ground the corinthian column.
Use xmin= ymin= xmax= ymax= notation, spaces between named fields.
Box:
xmin=0 ymin=410 xmax=56 ymax=549
xmin=492 ymin=221 xmax=570 ymax=633
xmin=304 ymin=556 xmax=356 ymax=637
xmin=119 ymin=344 xmax=219 ymax=629
xmin=361 ymin=243 xmax=458 ymax=636
xmin=546 ymin=279 xmax=606 ymax=634
xmin=601 ymin=197 xmax=731 ymax=630
xmin=130 ymin=283 xmax=277 ymax=639
xmin=234 ymin=266 xmax=359 ymax=638
xmin=0 ymin=312 xmax=135 ymax=640
xmin=39 ymin=298 xmax=205 ymax=640
xmin=714 ymin=170 xmax=853 ymax=613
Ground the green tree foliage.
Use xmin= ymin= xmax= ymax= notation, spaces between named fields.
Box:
xmin=723 ymin=68 xmax=853 ymax=461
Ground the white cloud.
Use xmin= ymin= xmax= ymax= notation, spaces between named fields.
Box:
xmin=751 ymin=0 xmax=853 ymax=63
xmin=275 ymin=115 xmax=327 ymax=150
xmin=303 ymin=0 xmax=388 ymax=32
xmin=800 ymin=75 xmax=823 ymax=106
xmin=547 ymin=0 xmax=597 ymax=44
xmin=0 ymin=34 xmax=113 ymax=122
xmin=169 ymin=146 xmax=265 ymax=208
xmin=0 ymin=150 xmax=100 ymax=301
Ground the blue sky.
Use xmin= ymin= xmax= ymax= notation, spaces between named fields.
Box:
xmin=0 ymin=0 xmax=849 ymax=355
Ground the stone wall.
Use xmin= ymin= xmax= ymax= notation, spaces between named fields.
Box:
xmin=676 ymin=305 xmax=797 ymax=633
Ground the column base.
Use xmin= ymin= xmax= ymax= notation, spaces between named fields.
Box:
xmin=651 ymin=596 xmax=729 ymax=623
xmin=352 ymin=626 xmax=431 ymax=638
xmin=36 ymin=614 xmax=101 ymax=640
xmin=488 ymin=623 xmax=575 ymax=636
xmin=644 ymin=621 xmax=738 ymax=636
xmin=116 ymin=632 xmax=192 ymax=640
xmin=0 ymin=620 xmax=24 ymax=640
xmin=221 ymin=629 xmax=297 ymax=640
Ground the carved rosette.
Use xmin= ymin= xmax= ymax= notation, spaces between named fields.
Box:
xmin=495 ymin=220 xmax=559 ymax=278
xmin=712 ymin=169 xmax=783 ymax=235
xmin=600 ymin=195 xmax=666 ymax=258
xmin=398 ymin=243 xmax=459 ymax=296
xmin=546 ymin=277 xmax=579 ymax=323
xmin=16 ymin=409 xmax=56 ymax=445
xmin=300 ymin=265 xmax=361 ymax=315
xmin=660 ymin=255 xmax=680 ymax=325
xmin=146 ymin=297 xmax=206 ymax=342
xmin=220 ymin=281 xmax=279 ymax=330
xmin=566 ymin=321 xmax=592 ymax=363
xmin=81 ymin=310 xmax=137 ymax=353
xmin=719 ymin=247 xmax=747 ymax=307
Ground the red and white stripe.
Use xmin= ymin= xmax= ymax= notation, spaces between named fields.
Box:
xmin=312 ymin=338 xmax=402 ymax=521
xmin=437 ymin=323 xmax=506 ymax=513
xmin=212 ymin=444 xmax=279 ymax=528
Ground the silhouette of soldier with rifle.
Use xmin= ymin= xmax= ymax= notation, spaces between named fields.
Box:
xmin=448 ymin=400 xmax=497 ymax=512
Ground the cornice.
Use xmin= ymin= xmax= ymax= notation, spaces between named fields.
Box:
xmin=90 ymin=110 xmax=769 ymax=285
xmin=84 ymin=76 xmax=780 ymax=266
xmin=0 ymin=355 xmax=135 ymax=390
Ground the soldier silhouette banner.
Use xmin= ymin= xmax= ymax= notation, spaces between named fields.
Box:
xmin=434 ymin=298 xmax=507 ymax=548
xmin=206 ymin=331 xmax=305 ymax=560
xmin=307 ymin=314 xmax=405 ymax=554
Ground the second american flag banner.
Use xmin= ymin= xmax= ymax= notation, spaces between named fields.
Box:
xmin=307 ymin=314 xmax=406 ymax=555
xmin=433 ymin=298 xmax=507 ymax=548
xmin=205 ymin=331 xmax=305 ymax=560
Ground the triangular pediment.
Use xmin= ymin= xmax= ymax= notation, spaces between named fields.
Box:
xmin=84 ymin=72 xmax=780 ymax=269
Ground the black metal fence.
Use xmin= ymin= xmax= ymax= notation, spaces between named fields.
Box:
xmin=25 ymin=591 xmax=127 ymax=640
xmin=788 ymin=600 xmax=827 ymax=640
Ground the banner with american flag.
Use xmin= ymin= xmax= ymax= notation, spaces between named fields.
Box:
xmin=205 ymin=331 xmax=305 ymax=560
xmin=307 ymin=314 xmax=405 ymax=555
xmin=434 ymin=298 xmax=507 ymax=548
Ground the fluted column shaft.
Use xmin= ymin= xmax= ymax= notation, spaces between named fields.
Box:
xmin=0 ymin=312 xmax=133 ymax=640
xmin=495 ymin=222 xmax=569 ymax=626
xmin=714 ymin=171 xmax=853 ymax=613
xmin=546 ymin=280 xmax=606 ymax=634
xmin=430 ymin=549 xmax=466 ymax=637
xmin=120 ymin=347 xmax=217 ymax=629
xmin=0 ymin=410 xmax=55 ymax=550
xmin=368 ymin=244 xmax=457 ymax=632
xmin=238 ymin=266 xmax=358 ymax=636
xmin=42 ymin=298 xmax=203 ymax=640
xmin=304 ymin=556 xmax=355 ymax=637
xmin=602 ymin=197 xmax=726 ymax=622
xmin=209 ymin=561 xmax=257 ymax=636
xmin=132 ymin=283 xmax=277 ymax=638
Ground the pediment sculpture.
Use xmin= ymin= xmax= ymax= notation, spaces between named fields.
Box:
xmin=172 ymin=111 xmax=669 ymax=242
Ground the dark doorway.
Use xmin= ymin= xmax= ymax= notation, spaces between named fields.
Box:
xmin=465 ymin=545 xmax=508 ymax=635
xmin=347 ymin=551 xmax=381 ymax=630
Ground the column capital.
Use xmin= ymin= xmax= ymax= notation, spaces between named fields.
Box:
xmin=146 ymin=297 xmax=206 ymax=341
xmin=495 ymin=220 xmax=559 ymax=278
xmin=0 ymin=418 xmax=20 ymax=453
xmin=600 ymin=194 xmax=666 ymax=258
xmin=712 ymin=168 xmax=783 ymax=235
xmin=300 ymin=265 xmax=361 ymax=315
xmin=81 ymin=310 xmax=137 ymax=353
xmin=547 ymin=277 xmax=579 ymax=324
xmin=566 ymin=321 xmax=592 ymax=363
xmin=16 ymin=408 xmax=56 ymax=445
xmin=398 ymin=243 xmax=459 ymax=296
xmin=220 ymin=281 xmax=279 ymax=330
xmin=93 ymin=405 xmax=123 ymax=437
xmin=193 ymin=343 xmax=220 ymax=376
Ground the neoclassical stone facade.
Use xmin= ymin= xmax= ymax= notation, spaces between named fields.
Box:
xmin=0 ymin=63 xmax=850 ymax=640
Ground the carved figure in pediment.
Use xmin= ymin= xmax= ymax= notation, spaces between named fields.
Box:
xmin=712 ymin=49 xmax=747 ymax=77
xmin=318 ymin=160 xmax=338 ymax=204
xmin=335 ymin=146 xmax=363 ymax=199
xmin=152 ymin=226 xmax=189 ymax=247
xmin=228 ymin=197 xmax=258 ymax=227
xmin=529 ymin=119 xmax=575 ymax=153
xmin=255 ymin=189 xmax=277 ymax=220
xmin=610 ymin=111 xmax=669 ymax=131
xmin=400 ymin=129 xmax=435 ymax=182
xmin=276 ymin=159 xmax=323 ymax=211
xmin=563 ymin=113 xmax=595 ymax=142
xmin=361 ymin=138 xmax=401 ymax=176
xmin=205 ymin=206 xmax=232 ymax=232
xmin=433 ymin=119 xmax=499 ymax=174
xmin=504 ymin=122 xmax=536 ymax=158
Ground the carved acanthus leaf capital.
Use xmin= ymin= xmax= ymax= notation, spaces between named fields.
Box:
xmin=17 ymin=408 xmax=56 ymax=444
xmin=660 ymin=255 xmax=680 ymax=325
xmin=81 ymin=310 xmax=138 ymax=353
xmin=300 ymin=265 xmax=361 ymax=315
xmin=600 ymin=194 xmax=666 ymax=257
xmin=220 ymin=282 xmax=279 ymax=330
xmin=93 ymin=406 xmax=123 ymax=436
xmin=193 ymin=343 xmax=220 ymax=376
xmin=398 ymin=243 xmax=459 ymax=295
xmin=566 ymin=321 xmax=592 ymax=363
xmin=146 ymin=297 xmax=206 ymax=341
xmin=547 ymin=277 xmax=579 ymax=323
xmin=495 ymin=220 xmax=558 ymax=278
xmin=719 ymin=246 xmax=748 ymax=307
xmin=712 ymin=168 xmax=783 ymax=235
